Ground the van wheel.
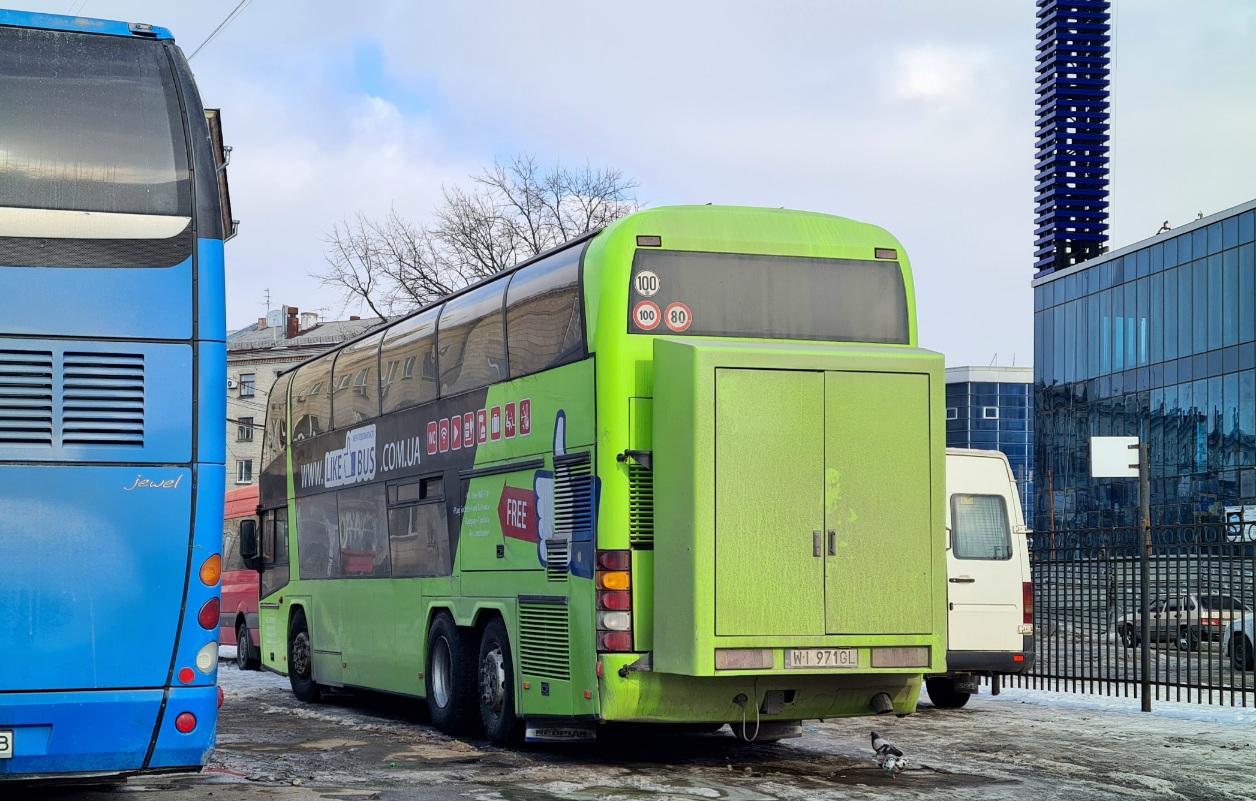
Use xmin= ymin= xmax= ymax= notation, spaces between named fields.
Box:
xmin=925 ymin=677 xmax=971 ymax=709
xmin=1118 ymin=626 xmax=1139 ymax=648
xmin=478 ymin=617 xmax=523 ymax=745
xmin=1232 ymin=636 xmax=1254 ymax=671
xmin=288 ymin=609 xmax=321 ymax=703
xmin=237 ymin=621 xmax=260 ymax=671
xmin=426 ymin=613 xmax=478 ymax=735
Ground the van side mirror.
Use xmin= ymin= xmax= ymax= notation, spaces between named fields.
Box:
xmin=239 ymin=519 xmax=261 ymax=571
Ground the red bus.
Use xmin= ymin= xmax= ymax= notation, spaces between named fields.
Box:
xmin=222 ymin=485 xmax=260 ymax=670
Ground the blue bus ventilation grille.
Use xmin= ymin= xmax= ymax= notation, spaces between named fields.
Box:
xmin=62 ymin=352 xmax=145 ymax=446
xmin=1033 ymin=0 xmax=1111 ymax=275
xmin=0 ymin=349 xmax=54 ymax=446
xmin=0 ymin=349 xmax=144 ymax=448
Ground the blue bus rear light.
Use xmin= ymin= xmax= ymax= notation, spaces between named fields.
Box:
xmin=128 ymin=22 xmax=157 ymax=36
xmin=198 ymin=598 xmax=220 ymax=630
xmin=196 ymin=642 xmax=218 ymax=674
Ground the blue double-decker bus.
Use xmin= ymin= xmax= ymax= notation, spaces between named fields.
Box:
xmin=0 ymin=10 xmax=229 ymax=782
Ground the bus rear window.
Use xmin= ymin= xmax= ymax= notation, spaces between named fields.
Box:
xmin=0 ymin=26 xmax=189 ymax=215
xmin=627 ymin=250 xmax=909 ymax=344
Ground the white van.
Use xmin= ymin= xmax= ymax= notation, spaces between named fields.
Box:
xmin=926 ymin=448 xmax=1035 ymax=708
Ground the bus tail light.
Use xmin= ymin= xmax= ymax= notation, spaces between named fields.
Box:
xmin=174 ymin=712 xmax=196 ymax=733
xmin=596 ymin=551 xmax=633 ymax=652
xmin=198 ymin=597 xmax=220 ymax=630
xmin=199 ymin=554 xmax=222 ymax=586
xmin=196 ymin=642 xmax=218 ymax=674
xmin=598 ymin=591 xmax=630 ymax=611
xmin=178 ymin=667 xmax=195 ymax=684
xmin=1023 ymin=582 xmax=1034 ymax=625
xmin=598 ymin=631 xmax=633 ymax=652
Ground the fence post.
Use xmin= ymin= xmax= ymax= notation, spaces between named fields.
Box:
xmin=1136 ymin=443 xmax=1152 ymax=713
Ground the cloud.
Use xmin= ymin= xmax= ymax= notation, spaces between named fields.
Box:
xmin=888 ymin=44 xmax=993 ymax=105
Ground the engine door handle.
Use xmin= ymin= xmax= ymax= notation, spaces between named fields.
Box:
xmin=948 ymin=577 xmax=976 ymax=584
xmin=813 ymin=530 xmax=822 ymax=557
xmin=827 ymin=530 xmax=836 ymax=556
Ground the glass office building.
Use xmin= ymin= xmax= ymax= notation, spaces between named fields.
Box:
xmin=1032 ymin=199 xmax=1256 ymax=531
xmin=945 ymin=366 xmax=1035 ymax=523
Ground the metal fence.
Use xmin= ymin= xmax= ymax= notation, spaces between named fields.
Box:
xmin=1004 ymin=523 xmax=1256 ymax=707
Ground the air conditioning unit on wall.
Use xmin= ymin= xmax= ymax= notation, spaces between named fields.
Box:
xmin=227 ymin=378 xmax=238 ymax=389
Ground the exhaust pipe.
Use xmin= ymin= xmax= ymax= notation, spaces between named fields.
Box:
xmin=869 ymin=692 xmax=894 ymax=715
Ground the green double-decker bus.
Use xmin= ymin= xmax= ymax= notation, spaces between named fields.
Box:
xmin=249 ymin=205 xmax=946 ymax=743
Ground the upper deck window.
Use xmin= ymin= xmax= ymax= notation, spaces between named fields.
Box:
xmin=438 ymin=282 xmax=506 ymax=396
xmin=0 ymin=27 xmax=189 ymax=215
xmin=626 ymin=250 xmax=909 ymax=344
xmin=506 ymin=243 xmax=585 ymax=378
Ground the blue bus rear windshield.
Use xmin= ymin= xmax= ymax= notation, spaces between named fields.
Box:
xmin=0 ymin=25 xmax=189 ymax=215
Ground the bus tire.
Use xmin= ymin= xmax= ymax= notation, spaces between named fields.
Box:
xmin=478 ymin=617 xmax=523 ymax=746
xmin=426 ymin=613 xmax=477 ymax=735
xmin=288 ymin=609 xmax=321 ymax=703
xmin=237 ymin=621 xmax=260 ymax=671
xmin=925 ymin=677 xmax=971 ymax=709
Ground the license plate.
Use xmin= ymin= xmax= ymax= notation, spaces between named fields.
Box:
xmin=0 ymin=729 xmax=12 ymax=759
xmin=785 ymin=648 xmax=858 ymax=669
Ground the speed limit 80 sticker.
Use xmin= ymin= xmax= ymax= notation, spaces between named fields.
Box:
xmin=633 ymin=300 xmax=661 ymax=330
xmin=664 ymin=302 xmax=692 ymax=333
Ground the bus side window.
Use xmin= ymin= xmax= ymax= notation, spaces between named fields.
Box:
xmin=438 ymin=281 xmax=506 ymax=396
xmin=388 ymin=476 xmax=450 ymax=577
xmin=337 ymin=485 xmax=390 ymax=578
xmin=506 ymin=244 xmax=586 ymax=378
xmin=260 ymin=507 xmax=290 ymax=597
xmin=291 ymin=359 xmax=333 ymax=440
xmin=380 ymin=307 xmax=440 ymax=413
xmin=331 ymin=332 xmax=384 ymax=429
xmin=297 ymin=494 xmax=340 ymax=579
xmin=261 ymin=514 xmax=274 ymax=563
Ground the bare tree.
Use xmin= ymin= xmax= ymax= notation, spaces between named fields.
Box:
xmin=318 ymin=155 xmax=638 ymax=321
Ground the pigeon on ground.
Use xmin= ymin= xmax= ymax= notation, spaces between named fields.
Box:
xmin=870 ymin=731 xmax=908 ymax=775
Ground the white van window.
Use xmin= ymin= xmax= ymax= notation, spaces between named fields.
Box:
xmin=951 ymin=494 xmax=1012 ymax=560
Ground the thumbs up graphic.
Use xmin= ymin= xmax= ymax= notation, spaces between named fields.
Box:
xmin=533 ymin=411 xmax=567 ymax=570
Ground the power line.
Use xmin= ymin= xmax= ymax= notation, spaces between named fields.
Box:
xmin=188 ymin=0 xmax=255 ymax=61
xmin=66 ymin=1 xmax=89 ymax=15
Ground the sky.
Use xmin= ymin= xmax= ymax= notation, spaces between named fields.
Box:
xmin=20 ymin=1 xmax=1256 ymax=367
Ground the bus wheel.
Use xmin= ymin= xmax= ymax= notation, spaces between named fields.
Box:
xmin=478 ymin=617 xmax=522 ymax=745
xmin=237 ymin=621 xmax=260 ymax=671
xmin=426 ymin=613 xmax=477 ymax=735
xmin=925 ymin=677 xmax=971 ymax=709
xmin=288 ymin=609 xmax=321 ymax=703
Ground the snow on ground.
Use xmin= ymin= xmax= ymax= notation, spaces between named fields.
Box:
xmin=985 ymin=685 xmax=1256 ymax=726
xmin=219 ymin=642 xmax=1256 ymax=725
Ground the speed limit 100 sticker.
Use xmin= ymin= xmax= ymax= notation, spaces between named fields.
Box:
xmin=633 ymin=300 xmax=661 ymax=330
xmin=633 ymin=270 xmax=660 ymax=297
xmin=664 ymin=302 xmax=692 ymax=332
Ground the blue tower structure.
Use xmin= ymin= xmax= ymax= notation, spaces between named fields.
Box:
xmin=1034 ymin=0 xmax=1111 ymax=276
